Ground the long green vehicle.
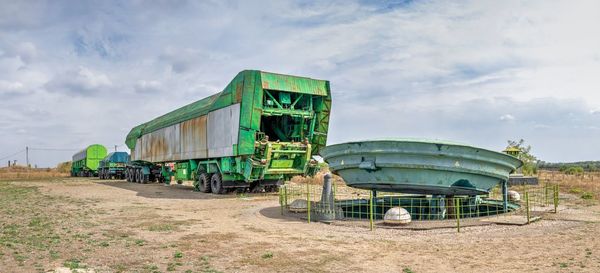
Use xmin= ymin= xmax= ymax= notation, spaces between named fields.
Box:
xmin=125 ymin=70 xmax=332 ymax=193
xmin=98 ymin=152 xmax=130 ymax=180
xmin=71 ymin=144 xmax=108 ymax=177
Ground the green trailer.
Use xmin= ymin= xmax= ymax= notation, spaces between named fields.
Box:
xmin=71 ymin=144 xmax=108 ymax=177
xmin=125 ymin=70 xmax=332 ymax=193
xmin=98 ymin=152 xmax=130 ymax=180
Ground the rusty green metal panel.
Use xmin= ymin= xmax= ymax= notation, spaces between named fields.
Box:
xmin=260 ymin=72 xmax=328 ymax=96
xmin=125 ymin=70 xmax=332 ymax=184
xmin=322 ymin=139 xmax=523 ymax=195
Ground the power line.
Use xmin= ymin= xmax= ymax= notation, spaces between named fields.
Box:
xmin=0 ymin=149 xmax=25 ymax=161
xmin=29 ymin=147 xmax=79 ymax=151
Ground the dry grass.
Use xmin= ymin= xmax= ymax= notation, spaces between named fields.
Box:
xmin=0 ymin=166 xmax=69 ymax=181
xmin=540 ymin=170 xmax=600 ymax=201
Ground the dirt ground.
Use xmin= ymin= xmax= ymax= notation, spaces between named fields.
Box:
xmin=1 ymin=177 xmax=600 ymax=273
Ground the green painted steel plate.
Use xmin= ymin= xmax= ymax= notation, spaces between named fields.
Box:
xmin=321 ymin=139 xmax=523 ymax=195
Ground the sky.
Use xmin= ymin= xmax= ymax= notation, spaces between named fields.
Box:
xmin=1 ymin=0 xmax=600 ymax=167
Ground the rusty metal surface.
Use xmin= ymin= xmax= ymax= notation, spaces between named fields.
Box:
xmin=131 ymin=114 xmax=211 ymax=162
xmin=131 ymin=111 xmax=216 ymax=162
xmin=207 ymin=103 xmax=240 ymax=158
xmin=181 ymin=115 xmax=208 ymax=159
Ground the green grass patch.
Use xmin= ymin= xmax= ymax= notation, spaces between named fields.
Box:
xmin=166 ymin=262 xmax=177 ymax=271
xmin=0 ymin=181 xmax=101 ymax=271
xmin=403 ymin=267 xmax=415 ymax=273
xmin=569 ymin=188 xmax=583 ymax=194
xmin=199 ymin=256 xmax=222 ymax=273
xmin=63 ymin=258 xmax=85 ymax=270
xmin=261 ymin=251 xmax=273 ymax=259
xmin=581 ymin=192 xmax=594 ymax=200
xmin=148 ymin=224 xmax=174 ymax=232
xmin=143 ymin=264 xmax=161 ymax=273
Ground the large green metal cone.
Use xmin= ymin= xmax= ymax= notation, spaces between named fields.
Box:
xmin=321 ymin=139 xmax=523 ymax=195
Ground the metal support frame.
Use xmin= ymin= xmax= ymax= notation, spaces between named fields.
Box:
xmin=502 ymin=179 xmax=508 ymax=213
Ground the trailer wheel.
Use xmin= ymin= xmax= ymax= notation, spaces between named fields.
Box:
xmin=135 ymin=169 xmax=141 ymax=183
xmin=126 ymin=169 xmax=131 ymax=182
xmin=210 ymin=173 xmax=225 ymax=194
xmin=196 ymin=173 xmax=211 ymax=193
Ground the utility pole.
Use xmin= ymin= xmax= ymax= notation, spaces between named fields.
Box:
xmin=26 ymin=146 xmax=29 ymax=168
xmin=114 ymin=145 xmax=117 ymax=152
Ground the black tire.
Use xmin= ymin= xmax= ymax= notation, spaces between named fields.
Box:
xmin=141 ymin=174 xmax=149 ymax=184
xmin=196 ymin=173 xmax=211 ymax=193
xmin=135 ymin=169 xmax=141 ymax=183
xmin=126 ymin=169 xmax=131 ymax=182
xmin=210 ymin=173 xmax=225 ymax=194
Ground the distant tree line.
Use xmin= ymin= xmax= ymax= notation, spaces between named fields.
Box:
xmin=537 ymin=161 xmax=600 ymax=173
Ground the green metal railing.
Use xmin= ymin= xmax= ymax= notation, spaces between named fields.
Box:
xmin=279 ymin=182 xmax=560 ymax=233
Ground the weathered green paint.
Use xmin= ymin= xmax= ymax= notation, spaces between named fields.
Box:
xmin=321 ymin=139 xmax=523 ymax=195
xmin=71 ymin=144 xmax=108 ymax=176
xmin=125 ymin=70 xmax=331 ymax=186
xmin=97 ymin=152 xmax=129 ymax=178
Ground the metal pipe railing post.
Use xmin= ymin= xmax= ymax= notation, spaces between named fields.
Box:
xmin=279 ymin=187 xmax=284 ymax=215
xmin=307 ymin=183 xmax=311 ymax=223
xmin=455 ymin=197 xmax=461 ymax=233
xmin=525 ymin=191 xmax=530 ymax=224
xmin=545 ymin=185 xmax=549 ymax=206
xmin=284 ymin=185 xmax=288 ymax=208
xmin=502 ymin=180 xmax=508 ymax=213
xmin=554 ymin=184 xmax=559 ymax=213
xmin=369 ymin=190 xmax=374 ymax=231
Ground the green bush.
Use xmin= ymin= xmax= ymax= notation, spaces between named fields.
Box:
xmin=563 ymin=166 xmax=584 ymax=175
xmin=581 ymin=192 xmax=594 ymax=200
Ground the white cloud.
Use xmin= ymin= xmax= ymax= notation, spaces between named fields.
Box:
xmin=0 ymin=80 xmax=24 ymax=91
xmin=134 ymin=80 xmax=161 ymax=94
xmin=499 ymin=114 xmax=515 ymax=121
xmin=45 ymin=66 xmax=112 ymax=96
xmin=2 ymin=0 xmax=600 ymax=166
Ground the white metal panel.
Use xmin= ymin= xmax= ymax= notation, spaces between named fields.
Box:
xmin=180 ymin=115 xmax=208 ymax=159
xmin=145 ymin=124 xmax=180 ymax=162
xmin=133 ymin=104 xmax=239 ymax=162
xmin=132 ymin=138 xmax=142 ymax=161
xmin=207 ymin=103 xmax=240 ymax=158
xmin=72 ymin=149 xmax=87 ymax=161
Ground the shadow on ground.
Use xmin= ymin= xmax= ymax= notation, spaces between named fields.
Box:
xmin=259 ymin=205 xmax=314 ymax=223
xmin=95 ymin=180 xmax=234 ymax=200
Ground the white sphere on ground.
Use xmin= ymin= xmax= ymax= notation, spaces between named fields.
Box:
xmin=384 ymin=207 xmax=411 ymax=225
xmin=508 ymin=190 xmax=521 ymax=202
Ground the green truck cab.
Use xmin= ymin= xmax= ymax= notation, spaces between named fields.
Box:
xmin=125 ymin=70 xmax=331 ymax=193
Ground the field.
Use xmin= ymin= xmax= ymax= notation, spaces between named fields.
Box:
xmin=0 ymin=166 xmax=69 ymax=180
xmin=1 ymin=171 xmax=600 ymax=273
